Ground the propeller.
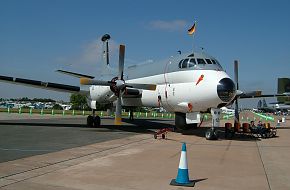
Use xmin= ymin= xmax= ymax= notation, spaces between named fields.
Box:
xmin=114 ymin=45 xmax=125 ymax=125
xmin=234 ymin=60 xmax=240 ymax=125
xmin=80 ymin=44 xmax=156 ymax=125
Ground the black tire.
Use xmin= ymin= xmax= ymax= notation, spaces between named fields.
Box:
xmin=205 ymin=129 xmax=218 ymax=140
xmin=94 ymin=116 xmax=101 ymax=127
xmin=162 ymin=134 xmax=166 ymax=139
xmin=87 ymin=115 xmax=94 ymax=127
xmin=175 ymin=112 xmax=186 ymax=130
xmin=175 ymin=112 xmax=199 ymax=131
xmin=154 ymin=134 xmax=157 ymax=139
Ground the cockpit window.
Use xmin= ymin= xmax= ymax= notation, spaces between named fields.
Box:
xmin=187 ymin=53 xmax=194 ymax=57
xmin=205 ymin=59 xmax=213 ymax=64
xmin=182 ymin=59 xmax=189 ymax=68
xmin=188 ymin=58 xmax=196 ymax=67
xmin=213 ymin=59 xmax=222 ymax=67
xmin=211 ymin=59 xmax=223 ymax=70
xmin=178 ymin=60 xmax=183 ymax=68
xmin=197 ymin=58 xmax=206 ymax=64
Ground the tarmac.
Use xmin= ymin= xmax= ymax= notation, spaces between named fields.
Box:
xmin=0 ymin=112 xmax=290 ymax=190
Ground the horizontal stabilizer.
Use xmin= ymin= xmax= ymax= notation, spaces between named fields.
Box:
xmin=0 ymin=75 xmax=81 ymax=93
xmin=56 ymin=70 xmax=95 ymax=79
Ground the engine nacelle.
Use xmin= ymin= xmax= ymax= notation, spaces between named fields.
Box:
xmin=89 ymin=85 xmax=112 ymax=103
xmin=87 ymin=100 xmax=97 ymax=110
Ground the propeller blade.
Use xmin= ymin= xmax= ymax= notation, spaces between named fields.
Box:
xmin=234 ymin=99 xmax=240 ymax=124
xmin=119 ymin=45 xmax=125 ymax=80
xmin=234 ymin=60 xmax=239 ymax=90
xmin=115 ymin=97 xmax=122 ymax=125
xmin=80 ymin=78 xmax=111 ymax=86
xmin=114 ymin=45 xmax=125 ymax=125
xmin=234 ymin=60 xmax=240 ymax=124
xmin=126 ymin=83 xmax=156 ymax=91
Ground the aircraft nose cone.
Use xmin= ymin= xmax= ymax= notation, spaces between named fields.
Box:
xmin=217 ymin=78 xmax=236 ymax=102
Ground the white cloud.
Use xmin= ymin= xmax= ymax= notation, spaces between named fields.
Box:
xmin=80 ymin=37 xmax=119 ymax=66
xmin=148 ymin=19 xmax=188 ymax=31
xmin=57 ymin=36 xmax=119 ymax=74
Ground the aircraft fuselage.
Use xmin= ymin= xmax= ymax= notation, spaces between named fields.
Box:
xmin=87 ymin=52 xmax=236 ymax=113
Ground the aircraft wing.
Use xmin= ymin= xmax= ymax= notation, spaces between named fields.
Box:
xmin=239 ymin=93 xmax=289 ymax=99
xmin=0 ymin=75 xmax=85 ymax=93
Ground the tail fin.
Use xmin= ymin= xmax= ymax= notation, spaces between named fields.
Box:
xmin=277 ymin=78 xmax=290 ymax=104
xmin=257 ymin=99 xmax=262 ymax=108
xmin=262 ymin=98 xmax=268 ymax=107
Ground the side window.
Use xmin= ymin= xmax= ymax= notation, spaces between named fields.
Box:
xmin=205 ymin=59 xmax=213 ymax=64
xmin=178 ymin=60 xmax=183 ymax=68
xmin=211 ymin=59 xmax=217 ymax=64
xmin=182 ymin=59 xmax=189 ymax=68
xmin=197 ymin=58 xmax=206 ymax=64
xmin=188 ymin=58 xmax=196 ymax=67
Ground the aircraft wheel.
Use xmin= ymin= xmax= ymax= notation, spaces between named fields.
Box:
xmin=93 ymin=116 xmax=101 ymax=127
xmin=175 ymin=112 xmax=186 ymax=130
xmin=205 ymin=128 xmax=218 ymax=140
xmin=87 ymin=115 xmax=94 ymax=127
xmin=162 ymin=134 xmax=166 ymax=139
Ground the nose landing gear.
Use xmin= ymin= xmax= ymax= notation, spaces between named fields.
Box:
xmin=205 ymin=108 xmax=221 ymax=140
xmin=205 ymin=128 xmax=219 ymax=140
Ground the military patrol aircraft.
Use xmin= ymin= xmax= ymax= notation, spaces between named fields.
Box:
xmin=0 ymin=34 xmax=287 ymax=140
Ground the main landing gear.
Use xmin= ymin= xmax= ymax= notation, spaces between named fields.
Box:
xmin=205 ymin=108 xmax=221 ymax=140
xmin=174 ymin=112 xmax=198 ymax=131
xmin=87 ymin=109 xmax=101 ymax=127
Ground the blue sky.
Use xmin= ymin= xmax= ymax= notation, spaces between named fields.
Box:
xmin=0 ymin=0 xmax=290 ymax=107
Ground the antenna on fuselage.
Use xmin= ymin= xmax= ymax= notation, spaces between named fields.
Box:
xmin=101 ymin=34 xmax=111 ymax=65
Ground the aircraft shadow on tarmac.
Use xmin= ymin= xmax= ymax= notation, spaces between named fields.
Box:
xmin=0 ymin=118 xmax=174 ymax=135
xmin=178 ymin=127 xmax=263 ymax=142
xmin=0 ymin=118 xmax=273 ymax=141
